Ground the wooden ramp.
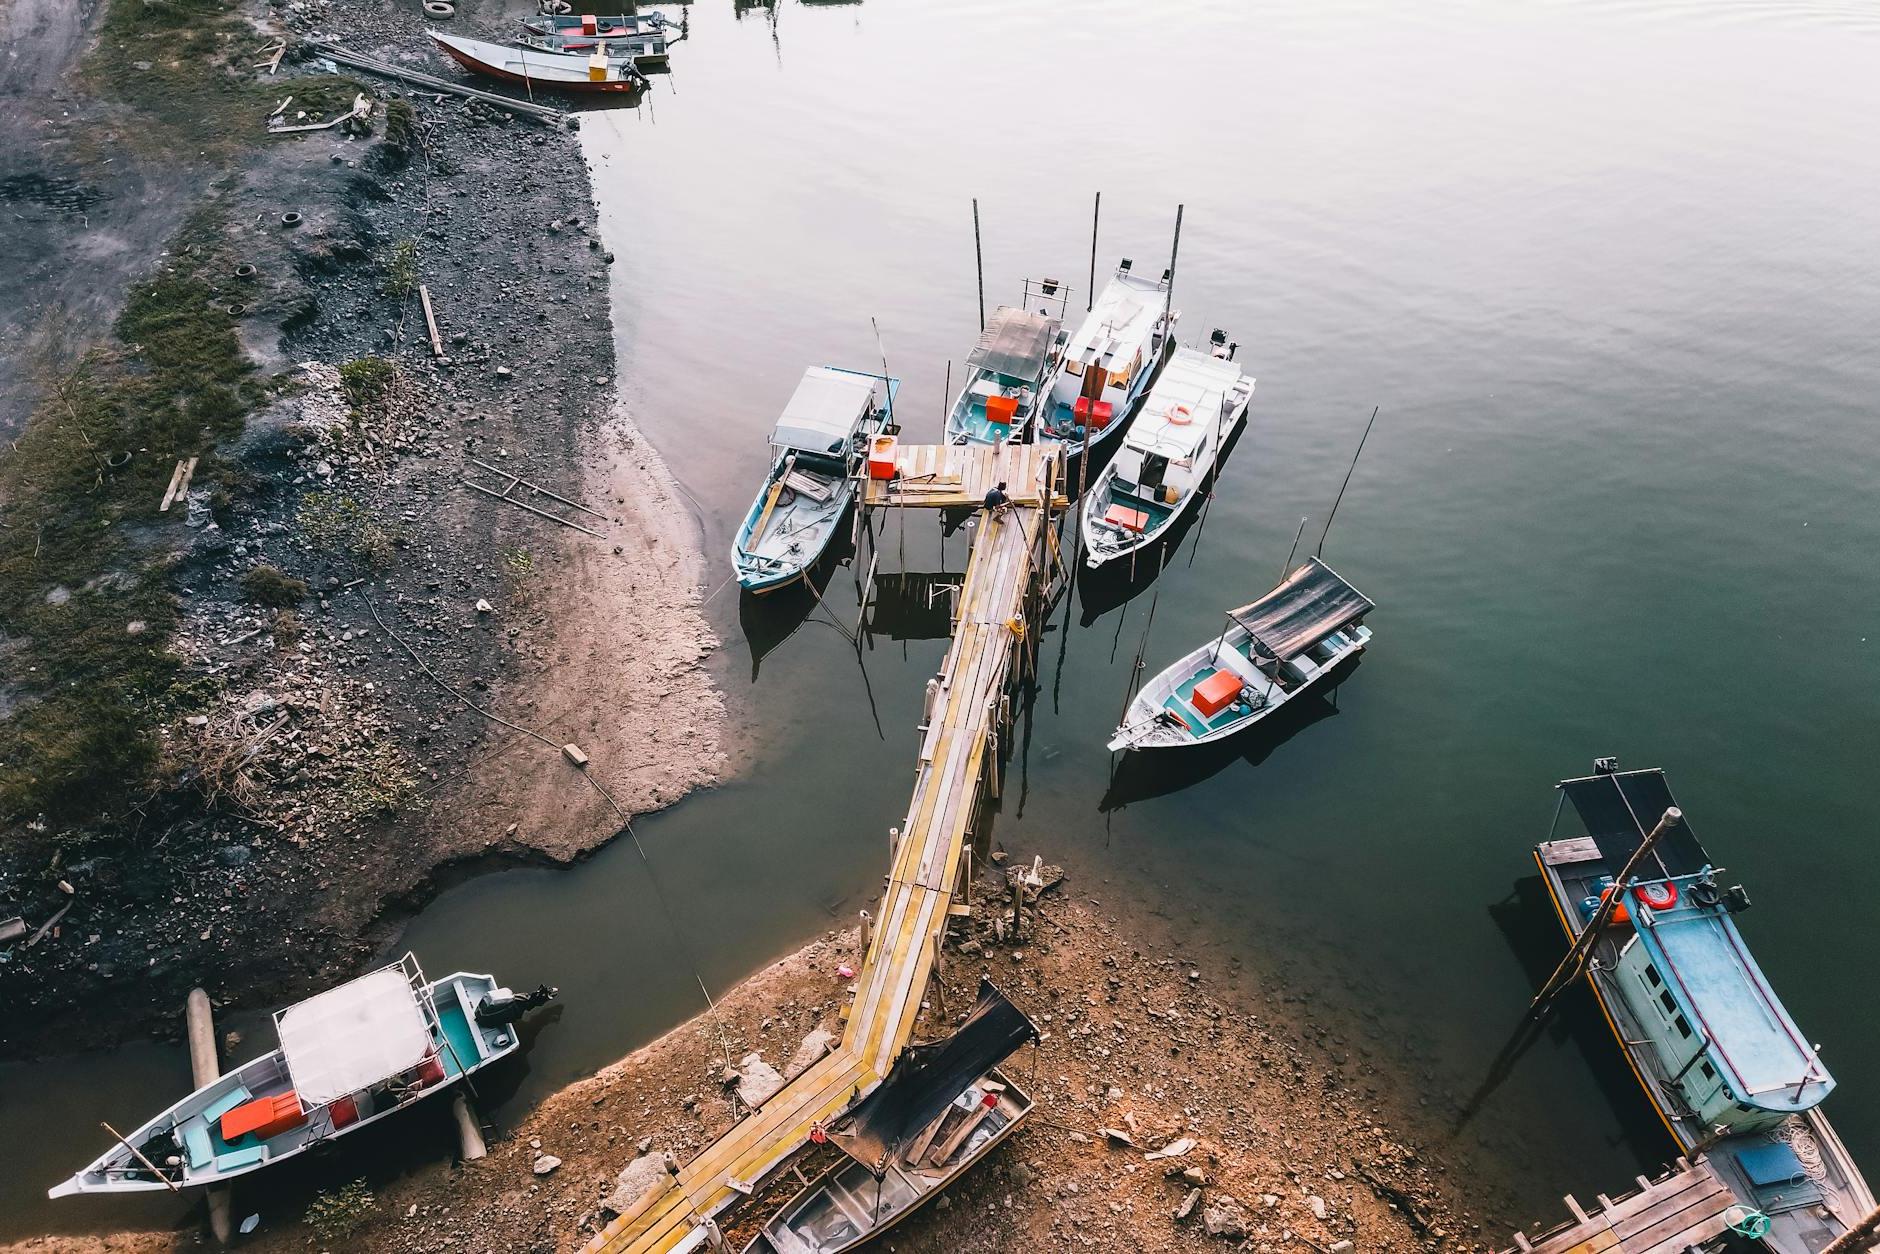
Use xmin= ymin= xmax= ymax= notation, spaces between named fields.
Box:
xmin=582 ymin=450 xmax=1062 ymax=1254
xmin=859 ymin=442 xmax=1065 ymax=509
xmin=1502 ymin=1157 xmax=1739 ymax=1254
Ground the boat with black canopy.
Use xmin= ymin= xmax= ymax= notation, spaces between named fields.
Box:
xmin=740 ymin=980 xmax=1037 ymax=1253
xmin=1531 ymin=760 xmax=1875 ymax=1253
xmin=1108 ymin=557 xmax=1372 ymax=752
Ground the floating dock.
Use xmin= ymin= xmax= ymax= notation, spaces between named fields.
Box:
xmin=582 ymin=446 xmax=1064 ymax=1254
xmin=1502 ymin=1156 xmax=1740 ymax=1254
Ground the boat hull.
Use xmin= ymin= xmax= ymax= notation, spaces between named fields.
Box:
xmin=1081 ymin=385 xmax=1249 ymax=570
xmin=431 ymin=33 xmax=643 ymax=93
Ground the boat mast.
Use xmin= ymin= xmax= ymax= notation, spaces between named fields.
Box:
xmin=1315 ymin=405 xmax=1379 ymax=560
xmin=972 ymin=198 xmax=985 ymax=332
xmin=1162 ymin=204 xmax=1183 ymax=342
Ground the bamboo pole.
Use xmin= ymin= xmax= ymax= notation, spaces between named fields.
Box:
xmin=1528 ymin=806 xmax=1682 ymax=1014
xmin=1820 ymin=1204 xmax=1880 ymax=1253
xmin=101 ymin=1122 xmax=181 ymax=1194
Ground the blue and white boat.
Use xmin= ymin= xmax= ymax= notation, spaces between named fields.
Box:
xmin=1533 ymin=762 xmax=1875 ymax=1253
xmin=1036 ymin=259 xmax=1176 ymax=465
xmin=942 ymin=294 xmax=1066 ymax=446
xmin=732 ymin=366 xmax=897 ymax=595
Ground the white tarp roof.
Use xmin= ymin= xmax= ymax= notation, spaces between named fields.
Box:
xmin=771 ymin=367 xmax=879 ymax=454
xmin=276 ymin=966 xmax=431 ymax=1105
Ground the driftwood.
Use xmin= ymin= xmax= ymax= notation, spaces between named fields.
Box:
xmin=305 ymin=41 xmax=567 ymax=125
xmin=268 ymin=92 xmax=371 ymax=136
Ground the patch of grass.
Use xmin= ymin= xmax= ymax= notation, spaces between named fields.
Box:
xmin=336 ymin=746 xmax=424 ymax=821
xmin=0 ymin=212 xmax=260 ymax=823
xmin=304 ymin=1178 xmax=376 ymax=1244
xmin=297 ymin=491 xmax=400 ymax=569
xmin=381 ymin=239 xmax=418 ymax=301
xmin=241 ymin=563 xmax=305 ymax=607
xmin=384 ymin=98 xmax=417 ymax=151
xmin=339 ymin=356 xmax=395 ymax=410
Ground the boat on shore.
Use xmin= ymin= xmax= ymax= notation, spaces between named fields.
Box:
xmin=1531 ymin=761 xmax=1876 ymax=1252
xmin=1036 ymin=259 xmax=1177 ymax=468
xmin=50 ymin=955 xmax=554 ymax=1197
xmin=516 ymin=13 xmax=672 ymax=67
xmin=430 ymin=32 xmax=647 ymax=94
xmin=1108 ymin=557 xmax=1372 ymax=752
xmin=1079 ymin=341 xmax=1252 ymax=570
xmin=741 ymin=980 xmax=1037 ymax=1253
xmin=943 ymin=291 xmax=1067 ymax=446
xmin=733 ymin=366 xmax=897 ymax=595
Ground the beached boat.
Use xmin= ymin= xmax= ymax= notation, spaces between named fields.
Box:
xmin=515 ymin=13 xmax=671 ymax=67
xmin=50 ymin=955 xmax=554 ymax=1197
xmin=733 ymin=366 xmax=897 ymax=594
xmin=1035 ymin=259 xmax=1176 ymax=465
xmin=1532 ymin=762 xmax=1876 ymax=1252
xmin=1108 ymin=557 xmax=1372 ymax=752
xmin=430 ymin=32 xmax=646 ymax=93
xmin=942 ymin=298 xmax=1066 ymax=447
xmin=1079 ymin=344 xmax=1252 ymax=570
xmin=742 ymin=980 xmax=1037 ymax=1253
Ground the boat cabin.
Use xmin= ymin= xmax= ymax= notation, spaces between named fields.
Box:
xmin=1041 ymin=261 xmax=1170 ymax=443
xmin=1105 ymin=350 xmax=1244 ymax=517
xmin=948 ymin=307 xmax=1063 ymax=444
xmin=1557 ymin=769 xmax=1834 ymax=1138
xmin=770 ymin=367 xmax=888 ymax=463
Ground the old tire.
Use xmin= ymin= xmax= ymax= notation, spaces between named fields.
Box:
xmin=424 ymin=1 xmax=455 ymax=17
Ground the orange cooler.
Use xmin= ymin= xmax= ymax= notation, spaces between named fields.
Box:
xmin=1190 ymin=670 xmax=1243 ymax=719
xmin=868 ymin=435 xmax=898 ymax=481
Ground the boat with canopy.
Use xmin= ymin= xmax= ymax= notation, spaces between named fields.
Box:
xmin=942 ymin=295 xmax=1067 ymax=446
xmin=1532 ymin=762 xmax=1876 ymax=1253
xmin=518 ymin=12 xmax=672 ymax=67
xmin=50 ymin=955 xmax=552 ymax=1197
xmin=741 ymin=980 xmax=1037 ymax=1253
xmin=733 ymin=366 xmax=897 ymax=594
xmin=1108 ymin=557 xmax=1372 ymax=752
xmin=1080 ymin=344 xmax=1252 ymax=570
xmin=1036 ymin=259 xmax=1176 ymax=465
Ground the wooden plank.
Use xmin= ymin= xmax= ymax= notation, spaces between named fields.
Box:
xmin=419 ymin=284 xmax=445 ymax=357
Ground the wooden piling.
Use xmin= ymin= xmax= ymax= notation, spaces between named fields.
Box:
xmin=186 ymin=990 xmax=233 ymax=1244
xmin=452 ymin=1091 xmax=488 ymax=1161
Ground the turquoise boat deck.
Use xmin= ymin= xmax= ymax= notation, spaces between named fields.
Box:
xmin=1097 ymin=486 xmax=1174 ymax=533
xmin=1162 ymin=665 xmax=1257 ymax=736
xmin=432 ymin=992 xmax=482 ymax=1077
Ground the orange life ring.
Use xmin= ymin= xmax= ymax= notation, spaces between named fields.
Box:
xmin=1166 ymin=403 xmax=1193 ymax=425
xmin=1633 ymin=881 xmax=1678 ymax=910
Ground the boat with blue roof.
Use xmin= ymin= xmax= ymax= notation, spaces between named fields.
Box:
xmin=1532 ymin=760 xmax=1875 ymax=1252
xmin=733 ymin=366 xmax=898 ymax=595
xmin=942 ymin=287 xmax=1067 ymax=447
xmin=1035 ymin=259 xmax=1177 ymax=466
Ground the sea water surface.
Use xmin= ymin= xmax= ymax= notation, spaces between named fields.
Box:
xmin=9 ymin=0 xmax=1880 ymax=1238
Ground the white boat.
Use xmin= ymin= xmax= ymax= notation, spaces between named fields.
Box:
xmin=49 ymin=955 xmax=552 ymax=1197
xmin=732 ymin=366 xmax=897 ymax=594
xmin=942 ymin=293 xmax=1067 ymax=446
xmin=1080 ymin=345 xmax=1253 ymax=570
xmin=742 ymin=980 xmax=1037 ymax=1254
xmin=1035 ymin=259 xmax=1177 ymax=465
xmin=1108 ymin=557 xmax=1372 ymax=752
xmin=430 ymin=31 xmax=646 ymax=93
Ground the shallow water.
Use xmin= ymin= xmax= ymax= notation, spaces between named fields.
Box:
xmin=11 ymin=0 xmax=1880 ymax=1238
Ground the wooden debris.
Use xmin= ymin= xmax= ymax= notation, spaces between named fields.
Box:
xmin=26 ymin=900 xmax=75 ymax=948
xmin=461 ymin=460 xmax=607 ymax=537
xmin=267 ymin=92 xmax=371 ymax=135
xmin=306 ymin=41 xmax=567 ymax=126
xmin=253 ymin=38 xmax=287 ymax=74
xmin=419 ymin=284 xmax=445 ymax=356
xmin=160 ymin=456 xmax=198 ymax=511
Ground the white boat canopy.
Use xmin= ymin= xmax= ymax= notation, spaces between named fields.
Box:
xmin=275 ymin=964 xmax=432 ymax=1106
xmin=771 ymin=367 xmax=881 ymax=455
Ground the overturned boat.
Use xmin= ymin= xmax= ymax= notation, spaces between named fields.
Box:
xmin=1531 ymin=762 xmax=1875 ymax=1252
xmin=733 ymin=366 xmax=897 ymax=594
xmin=430 ymin=31 xmax=646 ymax=93
xmin=742 ymin=980 xmax=1037 ymax=1253
xmin=1109 ymin=557 xmax=1372 ymax=752
xmin=50 ymin=956 xmax=553 ymax=1197
xmin=1080 ymin=342 xmax=1252 ymax=570
xmin=1036 ymin=259 xmax=1176 ymax=466
xmin=943 ymin=293 xmax=1067 ymax=446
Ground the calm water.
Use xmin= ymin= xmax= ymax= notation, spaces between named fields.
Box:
xmin=10 ymin=0 xmax=1880 ymax=1238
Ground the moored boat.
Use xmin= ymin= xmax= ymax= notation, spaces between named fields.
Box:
xmin=942 ymin=291 xmax=1067 ymax=446
xmin=516 ymin=13 xmax=671 ymax=67
xmin=1108 ymin=557 xmax=1372 ymax=752
xmin=1079 ymin=341 xmax=1252 ymax=570
xmin=1531 ymin=761 xmax=1876 ymax=1252
xmin=733 ymin=366 xmax=897 ymax=594
xmin=50 ymin=955 xmax=555 ymax=1197
xmin=741 ymin=980 xmax=1037 ymax=1253
xmin=430 ymin=31 xmax=646 ymax=93
xmin=1036 ymin=259 xmax=1177 ymax=466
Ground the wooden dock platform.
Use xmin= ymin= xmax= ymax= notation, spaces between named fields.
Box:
xmin=581 ymin=448 xmax=1063 ymax=1254
xmin=1502 ymin=1157 xmax=1740 ymax=1254
xmin=858 ymin=441 xmax=1066 ymax=510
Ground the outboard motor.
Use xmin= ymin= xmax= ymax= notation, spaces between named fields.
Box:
xmin=474 ymin=983 xmax=558 ymax=1028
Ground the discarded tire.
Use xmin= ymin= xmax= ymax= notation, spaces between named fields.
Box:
xmin=225 ymin=303 xmax=247 ymax=316
xmin=280 ymin=212 xmax=303 ymax=227
xmin=424 ymin=0 xmax=454 ymax=16
xmin=234 ymin=263 xmax=257 ymax=278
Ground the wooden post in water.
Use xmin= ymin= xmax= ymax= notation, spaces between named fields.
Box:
xmin=972 ymin=198 xmax=985 ymax=332
xmin=1529 ymin=807 xmax=1682 ymax=1015
xmin=186 ymin=990 xmax=233 ymax=1242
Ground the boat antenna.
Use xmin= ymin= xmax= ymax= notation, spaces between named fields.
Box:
xmin=870 ymin=316 xmax=895 ymax=430
xmin=1315 ymin=405 xmax=1379 ymax=560
xmin=1281 ymin=514 xmax=1308 ymax=579
xmin=1088 ymin=191 xmax=1101 ymax=313
xmin=1162 ymin=203 xmax=1183 ymax=340
xmin=972 ymin=197 xmax=986 ymax=332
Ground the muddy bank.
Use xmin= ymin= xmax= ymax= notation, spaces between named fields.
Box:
xmin=0 ymin=0 xmax=722 ymax=1061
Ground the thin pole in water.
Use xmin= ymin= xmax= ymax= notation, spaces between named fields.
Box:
xmin=972 ymin=197 xmax=985 ymax=332
xmin=1163 ymin=203 xmax=1183 ymax=335
xmin=1281 ymin=514 xmax=1308 ymax=579
xmin=942 ymin=359 xmax=951 ymax=424
xmin=871 ymin=316 xmax=894 ymax=430
xmin=1088 ymin=191 xmax=1101 ymax=313
xmin=1316 ymin=405 xmax=1379 ymax=560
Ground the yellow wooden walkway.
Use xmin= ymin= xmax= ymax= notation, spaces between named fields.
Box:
xmin=582 ymin=449 xmax=1061 ymax=1254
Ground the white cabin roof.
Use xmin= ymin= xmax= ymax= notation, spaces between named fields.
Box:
xmin=1123 ymin=349 xmax=1251 ymax=458
xmin=276 ymin=965 xmax=432 ymax=1106
xmin=1063 ymin=269 xmax=1165 ymax=367
xmin=772 ymin=367 xmax=879 ymax=455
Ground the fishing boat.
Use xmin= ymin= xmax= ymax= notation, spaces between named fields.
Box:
xmin=1035 ymin=259 xmax=1177 ymax=465
xmin=942 ymin=291 xmax=1067 ymax=446
xmin=50 ymin=955 xmax=554 ymax=1197
xmin=1108 ymin=557 xmax=1372 ymax=752
xmin=742 ymin=981 xmax=1037 ymax=1253
xmin=1531 ymin=761 xmax=1876 ymax=1252
xmin=733 ymin=366 xmax=897 ymax=594
xmin=515 ymin=13 xmax=671 ymax=68
xmin=1079 ymin=342 xmax=1252 ymax=570
xmin=430 ymin=32 xmax=646 ymax=93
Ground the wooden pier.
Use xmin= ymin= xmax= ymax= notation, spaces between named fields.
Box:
xmin=1501 ymin=1157 xmax=1740 ymax=1254
xmin=582 ymin=446 xmax=1064 ymax=1254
